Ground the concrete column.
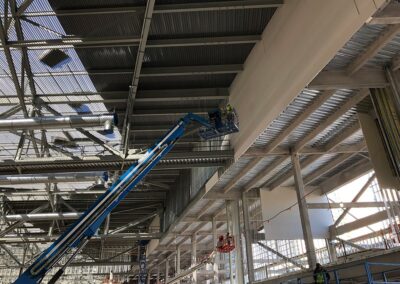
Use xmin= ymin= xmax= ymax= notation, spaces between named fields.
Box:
xmin=165 ymin=258 xmax=169 ymax=283
xmin=385 ymin=68 xmax=400 ymax=114
xmin=227 ymin=200 xmax=245 ymax=284
xmin=176 ymin=246 xmax=181 ymax=284
xmin=242 ymin=192 xmax=255 ymax=283
xmin=212 ymin=218 xmax=219 ymax=284
xmin=358 ymin=111 xmax=400 ymax=190
xmin=291 ymin=153 xmax=317 ymax=269
xmin=191 ymin=233 xmax=197 ymax=283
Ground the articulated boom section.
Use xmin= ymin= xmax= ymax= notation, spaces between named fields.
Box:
xmin=14 ymin=112 xmax=236 ymax=284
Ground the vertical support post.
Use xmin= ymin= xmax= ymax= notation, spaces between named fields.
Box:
xmin=226 ymin=202 xmax=234 ymax=284
xmin=333 ymin=270 xmax=340 ymax=284
xmin=191 ymin=233 xmax=197 ymax=283
xmin=156 ymin=264 xmax=160 ymax=284
xmin=104 ymin=214 xmax=110 ymax=235
xmin=242 ymin=192 xmax=255 ymax=283
xmin=19 ymin=244 xmax=28 ymax=276
xmin=174 ymin=254 xmax=177 ymax=278
xmin=364 ymin=263 xmax=373 ymax=284
xmin=212 ymin=217 xmax=219 ymax=284
xmin=138 ymin=241 xmax=148 ymax=284
xmin=227 ymin=200 xmax=245 ymax=284
xmin=326 ymin=239 xmax=337 ymax=263
xmin=291 ymin=152 xmax=317 ymax=269
xmin=165 ymin=257 xmax=170 ymax=283
xmin=147 ymin=271 xmax=151 ymax=284
xmin=382 ymin=272 xmax=388 ymax=282
xmin=176 ymin=246 xmax=181 ymax=284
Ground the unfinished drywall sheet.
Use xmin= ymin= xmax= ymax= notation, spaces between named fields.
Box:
xmin=261 ymin=187 xmax=333 ymax=239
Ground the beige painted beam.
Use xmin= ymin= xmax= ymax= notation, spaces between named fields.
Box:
xmin=368 ymin=1 xmax=400 ymax=25
xmin=333 ymin=174 xmax=376 ymax=226
xmin=223 ymin=90 xmax=334 ymax=193
xmin=244 ymin=143 xmax=367 ymax=156
xmin=347 ymin=24 xmax=400 ymax=75
xmin=332 ymin=210 xmax=389 ymax=236
xmin=229 ymin=0 xmax=386 ymax=159
xmin=307 ymin=201 xmax=389 ymax=209
xmin=309 ymin=69 xmax=388 ymax=90
xmin=292 ymin=89 xmax=369 ymax=152
xmin=391 ymin=54 xmax=400 ymax=71
xmin=319 ymin=160 xmax=373 ymax=195
xmin=303 ymin=146 xmax=366 ymax=185
xmin=243 ymin=156 xmax=288 ymax=192
xmin=265 ymin=102 xmax=368 ymax=191
xmin=253 ymin=90 xmax=334 ymax=155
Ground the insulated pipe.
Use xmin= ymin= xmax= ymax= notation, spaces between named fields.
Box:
xmin=5 ymin=212 xmax=83 ymax=222
xmin=0 ymin=233 xmax=162 ymax=243
xmin=0 ymin=113 xmax=116 ymax=131
xmin=0 ymin=174 xmax=100 ymax=185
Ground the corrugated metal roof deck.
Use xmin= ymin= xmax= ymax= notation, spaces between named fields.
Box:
xmin=0 ymin=2 xmax=280 ymax=253
xmin=207 ymin=18 xmax=400 ymax=196
xmin=3 ymin=1 xmax=400 ymax=278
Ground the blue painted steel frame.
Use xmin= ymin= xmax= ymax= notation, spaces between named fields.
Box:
xmin=14 ymin=113 xmax=216 ymax=284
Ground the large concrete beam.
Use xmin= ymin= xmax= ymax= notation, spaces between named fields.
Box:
xmin=358 ymin=111 xmax=400 ymax=190
xmin=229 ymin=0 xmax=386 ymax=159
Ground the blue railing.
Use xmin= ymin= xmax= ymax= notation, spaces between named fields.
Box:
xmin=365 ymin=262 xmax=400 ymax=284
xmin=287 ymin=262 xmax=400 ymax=284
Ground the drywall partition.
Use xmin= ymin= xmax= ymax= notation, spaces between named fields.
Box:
xmin=229 ymin=0 xmax=387 ymax=159
xmin=260 ymin=187 xmax=333 ymax=239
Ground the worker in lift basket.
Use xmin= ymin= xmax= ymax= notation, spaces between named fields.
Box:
xmin=313 ymin=263 xmax=330 ymax=284
xmin=217 ymin=235 xmax=224 ymax=249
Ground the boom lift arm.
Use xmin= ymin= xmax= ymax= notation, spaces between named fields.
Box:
xmin=14 ymin=112 xmax=238 ymax=284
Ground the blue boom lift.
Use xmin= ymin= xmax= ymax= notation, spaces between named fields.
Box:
xmin=14 ymin=110 xmax=238 ymax=284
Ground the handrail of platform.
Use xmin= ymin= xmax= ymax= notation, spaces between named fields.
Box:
xmin=285 ymin=262 xmax=400 ymax=284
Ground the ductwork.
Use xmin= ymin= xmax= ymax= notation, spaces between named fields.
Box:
xmin=4 ymin=212 xmax=158 ymax=223
xmin=5 ymin=212 xmax=82 ymax=222
xmin=0 ymin=174 xmax=101 ymax=185
xmin=0 ymin=232 xmax=162 ymax=244
xmin=0 ymin=113 xmax=116 ymax=132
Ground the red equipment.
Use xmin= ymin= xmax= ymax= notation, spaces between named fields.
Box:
xmin=216 ymin=233 xmax=235 ymax=253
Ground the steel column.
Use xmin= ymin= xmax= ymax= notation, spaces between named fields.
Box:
xmin=157 ymin=264 xmax=160 ymax=284
xmin=291 ymin=152 xmax=317 ymax=269
xmin=191 ymin=233 xmax=197 ymax=283
xmin=212 ymin=218 xmax=219 ymax=284
xmin=226 ymin=200 xmax=245 ymax=284
xmin=242 ymin=192 xmax=255 ymax=283
xmin=326 ymin=239 xmax=337 ymax=263
xmin=176 ymin=245 xmax=181 ymax=284
xmin=166 ymin=257 xmax=170 ymax=283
